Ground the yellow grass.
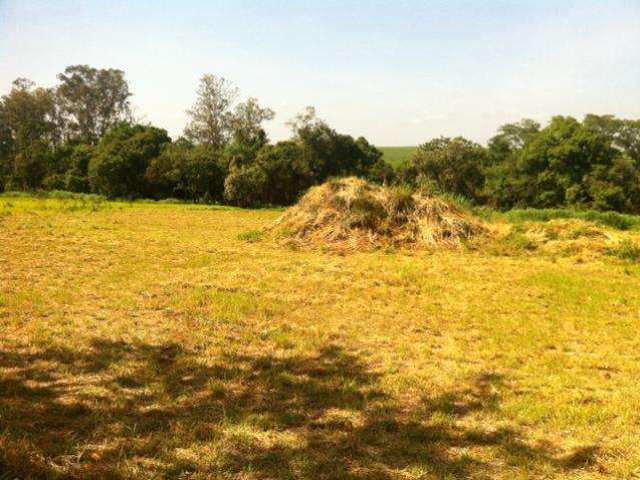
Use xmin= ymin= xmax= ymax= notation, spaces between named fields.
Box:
xmin=1 ymin=196 xmax=640 ymax=479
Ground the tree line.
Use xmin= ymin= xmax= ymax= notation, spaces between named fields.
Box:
xmin=1 ymin=65 xmax=638 ymax=213
xmin=0 ymin=66 xmax=391 ymax=207
xmin=402 ymin=115 xmax=640 ymax=213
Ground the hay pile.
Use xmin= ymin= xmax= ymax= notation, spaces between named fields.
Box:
xmin=520 ymin=219 xmax=617 ymax=256
xmin=272 ymin=177 xmax=486 ymax=251
xmin=522 ymin=219 xmax=608 ymax=243
xmin=490 ymin=219 xmax=626 ymax=258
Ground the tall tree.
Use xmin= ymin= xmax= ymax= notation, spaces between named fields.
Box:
xmin=487 ymin=119 xmax=540 ymax=162
xmin=230 ymin=97 xmax=274 ymax=145
xmin=583 ymin=114 xmax=640 ymax=163
xmin=0 ymin=78 xmax=58 ymax=189
xmin=56 ymin=65 xmax=132 ymax=143
xmin=184 ymin=74 xmax=238 ymax=149
xmin=286 ymin=106 xmax=321 ymax=135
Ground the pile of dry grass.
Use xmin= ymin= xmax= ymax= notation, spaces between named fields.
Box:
xmin=271 ymin=177 xmax=486 ymax=251
xmin=520 ymin=219 xmax=620 ymax=256
xmin=491 ymin=219 xmax=625 ymax=258
xmin=522 ymin=219 xmax=608 ymax=243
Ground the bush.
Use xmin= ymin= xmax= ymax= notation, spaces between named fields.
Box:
xmin=185 ymin=147 xmax=227 ymax=202
xmin=366 ymin=157 xmax=396 ymax=185
xmin=89 ymin=123 xmax=170 ymax=198
xmin=64 ymin=144 xmax=94 ymax=193
xmin=65 ymin=174 xmax=90 ymax=193
xmin=224 ymin=141 xmax=311 ymax=207
xmin=223 ymin=165 xmax=268 ymax=208
xmin=42 ymin=173 xmax=66 ymax=190
xmin=402 ymin=137 xmax=487 ymax=202
xmin=295 ymin=122 xmax=383 ymax=183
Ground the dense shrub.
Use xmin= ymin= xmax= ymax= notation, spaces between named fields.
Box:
xmin=6 ymin=144 xmax=50 ymax=190
xmin=295 ymin=120 xmax=382 ymax=183
xmin=224 ymin=129 xmax=386 ymax=208
xmin=244 ymin=141 xmax=311 ymax=206
xmin=89 ymin=123 xmax=170 ymax=198
xmin=401 ymin=137 xmax=487 ymax=202
xmin=366 ymin=157 xmax=396 ymax=185
xmin=147 ymin=141 xmax=227 ymax=202
xmin=64 ymin=144 xmax=94 ymax=193
xmin=223 ymin=164 xmax=269 ymax=208
xmin=484 ymin=115 xmax=640 ymax=213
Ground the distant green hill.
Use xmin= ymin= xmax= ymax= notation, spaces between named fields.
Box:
xmin=378 ymin=146 xmax=416 ymax=168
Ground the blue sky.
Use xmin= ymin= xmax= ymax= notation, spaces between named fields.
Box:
xmin=1 ymin=0 xmax=639 ymax=145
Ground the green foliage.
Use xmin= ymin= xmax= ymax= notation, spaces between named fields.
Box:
xmin=181 ymin=146 xmax=227 ymax=202
xmin=89 ymin=123 xmax=170 ymax=199
xmin=2 ymin=68 xmax=640 ymax=213
xmin=64 ymin=144 xmax=94 ymax=192
xmin=6 ymin=146 xmax=50 ymax=190
xmin=56 ymin=65 xmax=132 ymax=142
xmin=223 ymin=163 xmax=269 ymax=208
xmin=224 ymin=122 xmax=387 ymax=208
xmin=147 ymin=141 xmax=227 ymax=202
xmin=402 ymin=137 xmax=487 ymax=202
xmin=485 ymin=115 xmax=640 ymax=213
xmin=0 ymin=79 xmax=58 ymax=190
xmin=42 ymin=173 xmax=67 ymax=190
xmin=296 ymin=122 xmax=380 ymax=182
xmin=237 ymin=229 xmax=265 ymax=242
xmin=366 ymin=157 xmax=396 ymax=184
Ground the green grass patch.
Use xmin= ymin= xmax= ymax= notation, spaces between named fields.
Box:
xmin=237 ymin=229 xmax=265 ymax=243
xmin=378 ymin=146 xmax=416 ymax=168
xmin=492 ymin=208 xmax=640 ymax=230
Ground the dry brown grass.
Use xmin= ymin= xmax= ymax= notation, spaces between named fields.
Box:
xmin=1 ymin=196 xmax=640 ymax=479
xmin=488 ymin=219 xmax=635 ymax=260
xmin=272 ymin=177 xmax=486 ymax=252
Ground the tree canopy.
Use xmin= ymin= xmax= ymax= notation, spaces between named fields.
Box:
xmin=1 ymin=66 xmax=639 ymax=212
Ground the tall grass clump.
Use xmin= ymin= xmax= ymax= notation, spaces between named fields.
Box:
xmin=609 ymin=239 xmax=640 ymax=262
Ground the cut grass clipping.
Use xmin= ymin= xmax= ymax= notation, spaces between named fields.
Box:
xmin=272 ymin=177 xmax=486 ymax=251
xmin=490 ymin=219 xmax=640 ymax=260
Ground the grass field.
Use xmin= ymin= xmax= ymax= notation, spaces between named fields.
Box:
xmin=378 ymin=146 xmax=416 ymax=168
xmin=1 ymin=196 xmax=640 ymax=479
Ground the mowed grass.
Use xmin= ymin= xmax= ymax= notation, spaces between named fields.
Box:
xmin=1 ymin=197 xmax=640 ymax=479
xmin=378 ymin=146 xmax=416 ymax=168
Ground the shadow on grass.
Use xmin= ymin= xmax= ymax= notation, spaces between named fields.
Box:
xmin=0 ymin=340 xmax=598 ymax=478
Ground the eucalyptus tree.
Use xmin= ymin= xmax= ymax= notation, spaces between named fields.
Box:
xmin=184 ymin=74 xmax=239 ymax=150
xmin=56 ymin=65 xmax=132 ymax=143
xmin=185 ymin=74 xmax=275 ymax=151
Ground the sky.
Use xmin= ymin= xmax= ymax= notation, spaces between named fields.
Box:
xmin=1 ymin=0 xmax=639 ymax=145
